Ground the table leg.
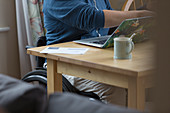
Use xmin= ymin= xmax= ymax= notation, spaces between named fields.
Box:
xmin=128 ymin=77 xmax=145 ymax=111
xmin=47 ymin=59 xmax=62 ymax=95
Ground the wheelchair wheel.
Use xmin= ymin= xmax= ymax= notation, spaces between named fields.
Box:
xmin=22 ymin=70 xmax=47 ymax=89
xmin=22 ymin=70 xmax=101 ymax=101
xmin=22 ymin=70 xmax=47 ymax=78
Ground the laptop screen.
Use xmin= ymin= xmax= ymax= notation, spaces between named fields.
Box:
xmin=103 ymin=16 xmax=154 ymax=48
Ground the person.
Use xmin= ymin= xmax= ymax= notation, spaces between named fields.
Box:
xmin=43 ymin=0 xmax=153 ymax=106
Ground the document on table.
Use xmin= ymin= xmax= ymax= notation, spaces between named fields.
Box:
xmin=40 ymin=47 xmax=89 ymax=55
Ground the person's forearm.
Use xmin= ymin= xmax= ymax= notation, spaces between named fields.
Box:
xmin=103 ymin=10 xmax=152 ymax=28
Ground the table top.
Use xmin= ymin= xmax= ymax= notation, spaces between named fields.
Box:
xmin=27 ymin=41 xmax=156 ymax=77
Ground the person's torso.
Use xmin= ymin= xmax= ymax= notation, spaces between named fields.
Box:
xmin=43 ymin=0 xmax=112 ymax=45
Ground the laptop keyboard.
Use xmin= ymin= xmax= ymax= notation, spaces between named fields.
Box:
xmin=90 ymin=39 xmax=107 ymax=44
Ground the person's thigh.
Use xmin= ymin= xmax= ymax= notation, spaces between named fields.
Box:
xmin=64 ymin=75 xmax=127 ymax=106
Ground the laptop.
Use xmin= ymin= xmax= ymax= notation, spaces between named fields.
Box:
xmin=73 ymin=16 xmax=153 ymax=48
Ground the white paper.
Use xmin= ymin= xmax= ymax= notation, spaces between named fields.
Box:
xmin=40 ymin=47 xmax=89 ymax=55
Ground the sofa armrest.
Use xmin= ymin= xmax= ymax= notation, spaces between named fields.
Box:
xmin=47 ymin=93 xmax=143 ymax=113
xmin=0 ymin=74 xmax=47 ymax=113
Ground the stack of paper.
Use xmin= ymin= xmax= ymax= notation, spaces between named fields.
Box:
xmin=40 ymin=47 xmax=89 ymax=55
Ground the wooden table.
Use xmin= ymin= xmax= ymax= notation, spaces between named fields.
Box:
xmin=27 ymin=41 xmax=155 ymax=111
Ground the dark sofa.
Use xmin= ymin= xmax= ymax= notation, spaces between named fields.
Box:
xmin=0 ymin=74 xmax=143 ymax=113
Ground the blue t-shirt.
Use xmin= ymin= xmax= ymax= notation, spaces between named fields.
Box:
xmin=43 ymin=0 xmax=113 ymax=45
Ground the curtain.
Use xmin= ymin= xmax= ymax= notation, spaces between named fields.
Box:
xmin=15 ymin=0 xmax=45 ymax=77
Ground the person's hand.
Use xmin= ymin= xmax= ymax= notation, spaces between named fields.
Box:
xmin=139 ymin=10 xmax=156 ymax=17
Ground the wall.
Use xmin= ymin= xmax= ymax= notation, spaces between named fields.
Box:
xmin=0 ymin=0 xmax=20 ymax=78
xmin=109 ymin=0 xmax=126 ymax=10
xmin=155 ymin=0 xmax=170 ymax=112
xmin=109 ymin=0 xmax=149 ymax=10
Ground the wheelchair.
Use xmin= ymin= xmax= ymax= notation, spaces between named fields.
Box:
xmin=21 ymin=36 xmax=101 ymax=101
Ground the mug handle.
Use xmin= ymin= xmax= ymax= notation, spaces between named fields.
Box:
xmin=128 ymin=40 xmax=134 ymax=54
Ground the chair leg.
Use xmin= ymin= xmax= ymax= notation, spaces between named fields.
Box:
xmin=140 ymin=0 xmax=144 ymax=6
xmin=133 ymin=0 xmax=136 ymax=10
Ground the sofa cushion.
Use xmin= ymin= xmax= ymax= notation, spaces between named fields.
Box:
xmin=0 ymin=74 xmax=46 ymax=113
xmin=47 ymin=93 xmax=143 ymax=113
